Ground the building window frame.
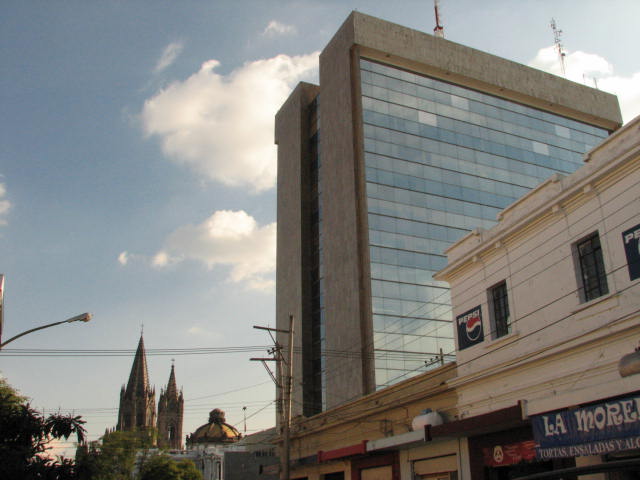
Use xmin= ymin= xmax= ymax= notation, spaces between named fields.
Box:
xmin=573 ymin=231 xmax=609 ymax=303
xmin=488 ymin=280 xmax=511 ymax=339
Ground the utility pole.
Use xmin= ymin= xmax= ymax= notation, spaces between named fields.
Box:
xmin=243 ymin=406 xmax=247 ymax=434
xmin=251 ymin=314 xmax=294 ymax=480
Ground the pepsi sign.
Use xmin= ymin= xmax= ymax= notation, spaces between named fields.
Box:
xmin=622 ymin=223 xmax=640 ymax=281
xmin=456 ymin=305 xmax=484 ymax=350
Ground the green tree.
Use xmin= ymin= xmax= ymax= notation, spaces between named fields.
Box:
xmin=75 ymin=429 xmax=155 ymax=480
xmin=0 ymin=378 xmax=86 ymax=480
xmin=139 ymin=454 xmax=202 ymax=480
xmin=0 ymin=377 xmax=26 ymax=406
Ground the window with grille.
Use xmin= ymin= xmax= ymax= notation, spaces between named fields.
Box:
xmin=575 ymin=232 xmax=609 ymax=302
xmin=489 ymin=281 xmax=510 ymax=339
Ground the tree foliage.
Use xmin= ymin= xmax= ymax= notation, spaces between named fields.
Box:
xmin=0 ymin=377 xmax=26 ymax=407
xmin=139 ymin=454 xmax=202 ymax=480
xmin=75 ymin=429 xmax=155 ymax=480
xmin=0 ymin=379 xmax=204 ymax=480
xmin=0 ymin=378 xmax=86 ymax=480
xmin=76 ymin=432 xmax=203 ymax=480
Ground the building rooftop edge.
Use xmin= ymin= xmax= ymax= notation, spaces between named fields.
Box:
xmin=330 ymin=11 xmax=621 ymax=130
xmin=290 ymin=362 xmax=457 ymax=437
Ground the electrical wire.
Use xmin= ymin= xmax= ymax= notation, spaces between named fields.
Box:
xmin=304 ymin=172 xmax=638 ymax=392
xmin=10 ymin=161 xmax=638 ymax=444
xmin=0 ymin=345 xmax=270 ymax=357
xmin=287 ymin=176 xmax=639 ymax=416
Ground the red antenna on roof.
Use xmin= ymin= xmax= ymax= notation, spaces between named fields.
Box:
xmin=433 ymin=0 xmax=445 ymax=38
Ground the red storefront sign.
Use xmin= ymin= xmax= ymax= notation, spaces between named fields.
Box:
xmin=482 ymin=440 xmax=537 ymax=467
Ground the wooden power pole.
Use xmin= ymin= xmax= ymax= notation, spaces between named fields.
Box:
xmin=252 ymin=314 xmax=294 ymax=480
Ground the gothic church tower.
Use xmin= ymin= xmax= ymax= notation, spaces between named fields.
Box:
xmin=157 ymin=363 xmax=184 ymax=449
xmin=116 ymin=335 xmax=156 ymax=432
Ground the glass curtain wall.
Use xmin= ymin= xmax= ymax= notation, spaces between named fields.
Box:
xmin=359 ymin=59 xmax=609 ymax=388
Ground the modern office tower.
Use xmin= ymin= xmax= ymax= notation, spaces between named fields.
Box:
xmin=275 ymin=12 xmax=622 ymax=417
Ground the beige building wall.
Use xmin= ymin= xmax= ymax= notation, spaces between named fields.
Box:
xmin=287 ymin=363 xmax=457 ymax=480
xmin=401 ymin=439 xmax=461 ymax=480
xmin=275 ymin=82 xmax=320 ymax=418
xmin=318 ymin=10 xmax=377 ymax=409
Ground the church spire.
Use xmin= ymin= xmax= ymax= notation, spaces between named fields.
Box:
xmin=126 ymin=334 xmax=151 ymax=395
xmin=116 ymin=334 xmax=156 ymax=433
xmin=157 ymin=361 xmax=184 ymax=449
xmin=166 ymin=361 xmax=178 ymax=397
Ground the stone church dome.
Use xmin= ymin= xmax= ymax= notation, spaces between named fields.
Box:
xmin=187 ymin=408 xmax=241 ymax=445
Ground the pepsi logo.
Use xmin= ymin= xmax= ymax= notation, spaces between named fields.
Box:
xmin=457 ymin=305 xmax=484 ymax=349
xmin=466 ymin=314 xmax=482 ymax=341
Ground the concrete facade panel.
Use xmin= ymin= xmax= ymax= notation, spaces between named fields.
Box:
xmin=482 ymin=250 xmax=509 ymax=282
xmin=564 ymin=199 xmax=606 ymax=241
xmin=348 ymin=12 xmax=621 ymax=130
xmin=319 ymin=16 xmax=373 ymax=408
xmin=275 ymin=83 xmax=320 ymax=416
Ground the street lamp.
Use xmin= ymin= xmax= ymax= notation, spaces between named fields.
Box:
xmin=0 ymin=312 xmax=92 ymax=349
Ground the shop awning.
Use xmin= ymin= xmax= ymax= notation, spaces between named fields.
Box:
xmin=367 ymin=430 xmax=424 ymax=452
xmin=318 ymin=441 xmax=368 ymax=462
xmin=427 ymin=404 xmax=526 ymax=440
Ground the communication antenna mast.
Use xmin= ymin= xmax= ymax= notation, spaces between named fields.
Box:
xmin=583 ymin=74 xmax=600 ymax=90
xmin=433 ymin=0 xmax=444 ymax=38
xmin=550 ymin=18 xmax=566 ymax=76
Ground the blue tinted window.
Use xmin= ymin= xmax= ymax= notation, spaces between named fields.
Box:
xmin=359 ymin=58 xmax=609 ymax=390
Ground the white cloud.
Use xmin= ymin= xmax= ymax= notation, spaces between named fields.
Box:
xmin=141 ymin=52 xmax=319 ymax=192
xmin=262 ymin=20 xmax=297 ymax=37
xmin=118 ymin=251 xmax=149 ymax=267
xmin=154 ymin=41 xmax=184 ymax=73
xmin=154 ymin=210 xmax=276 ymax=291
xmin=187 ymin=325 xmax=204 ymax=335
xmin=597 ymin=73 xmax=640 ymax=125
xmin=152 ymin=251 xmax=177 ymax=268
xmin=0 ymin=181 xmax=10 ymax=226
xmin=187 ymin=325 xmax=220 ymax=338
xmin=529 ymin=46 xmax=640 ymax=123
xmin=118 ymin=251 xmax=129 ymax=265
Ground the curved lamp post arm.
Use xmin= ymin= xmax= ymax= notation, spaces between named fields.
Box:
xmin=0 ymin=313 xmax=92 ymax=349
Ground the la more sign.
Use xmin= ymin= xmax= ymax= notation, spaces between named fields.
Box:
xmin=532 ymin=395 xmax=640 ymax=458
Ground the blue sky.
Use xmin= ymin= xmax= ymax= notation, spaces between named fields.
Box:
xmin=1 ymin=0 xmax=638 ymax=454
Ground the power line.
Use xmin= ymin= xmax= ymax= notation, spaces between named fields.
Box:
xmin=292 ymin=181 xmax=639 ymax=414
xmin=63 ymin=401 xmax=272 ymax=414
xmin=36 ymin=380 xmax=275 ymax=414
xmin=309 ymin=172 xmax=638 ymax=391
xmin=185 ymin=380 xmax=273 ymax=402
xmin=0 ymin=345 xmax=271 ymax=357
